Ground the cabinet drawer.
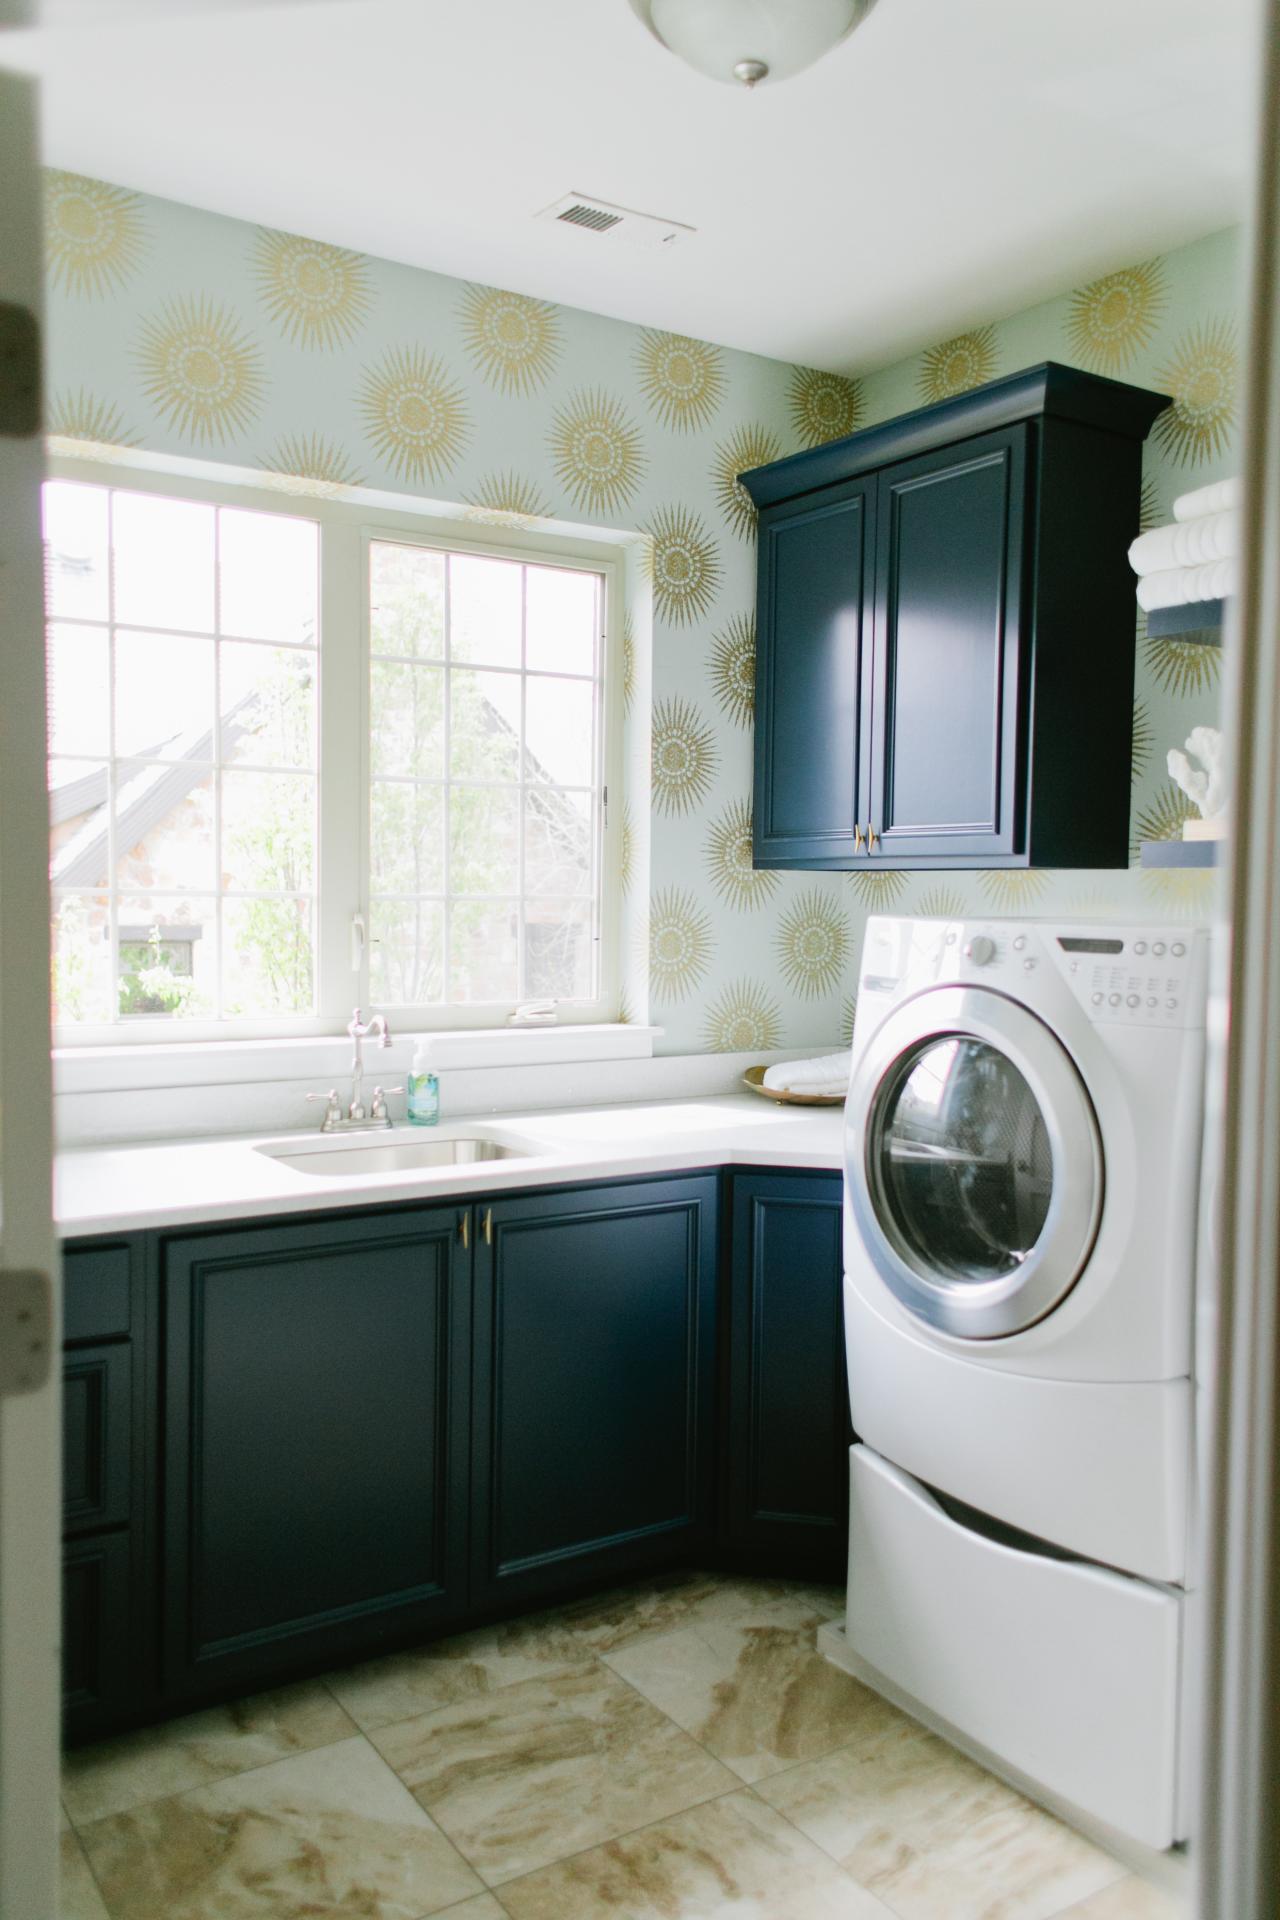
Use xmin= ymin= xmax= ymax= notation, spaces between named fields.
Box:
xmin=63 ymin=1343 xmax=132 ymax=1534
xmin=63 ymin=1531 xmax=132 ymax=1724
xmin=63 ymin=1242 xmax=133 ymax=1343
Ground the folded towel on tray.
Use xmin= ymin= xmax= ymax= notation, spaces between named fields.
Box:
xmin=1173 ymin=477 xmax=1241 ymax=522
xmin=763 ymin=1051 xmax=852 ymax=1094
xmin=1129 ymin=508 xmax=1237 ymax=577
xmin=1137 ymin=557 xmax=1236 ymax=612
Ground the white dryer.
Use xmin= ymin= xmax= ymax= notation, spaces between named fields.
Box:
xmin=843 ymin=913 xmax=1208 ymax=1584
xmin=834 ymin=914 xmax=1209 ymax=1852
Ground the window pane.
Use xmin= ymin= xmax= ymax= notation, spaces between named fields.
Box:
xmin=370 ymin=898 xmax=444 ymax=1005
xmin=449 ymin=552 xmax=522 ymax=668
xmin=221 ymin=770 xmax=316 ymax=892
xmin=47 ymin=624 xmax=109 ymax=756
xmin=525 ymin=676 xmax=595 ymax=788
xmin=219 ymin=508 xmax=318 ymax=645
xmin=222 ymin=895 xmax=313 ymax=1016
xmin=51 ymin=894 xmax=113 ymax=1025
xmin=50 ymin=759 xmax=108 ymax=882
xmin=116 ymin=894 xmax=215 ymax=1020
xmin=221 ymin=642 xmax=317 ymax=769
xmin=449 ymin=899 xmax=518 ymax=1002
xmin=449 ymin=785 xmax=519 ymax=895
xmin=525 ymin=566 xmax=597 ymax=676
xmin=524 ymin=900 xmax=594 ymax=999
xmin=449 ymin=668 xmax=521 ymax=781
xmin=370 ymin=660 xmax=444 ymax=778
xmin=112 ymin=492 xmax=215 ymax=632
xmin=370 ymin=541 xmax=445 ymax=659
xmin=43 ymin=482 xmax=109 ymax=623
xmin=524 ymin=788 xmax=593 ymax=895
xmin=114 ymin=631 xmax=215 ymax=758
xmin=371 ymin=781 xmax=444 ymax=895
xmin=115 ymin=760 xmax=216 ymax=892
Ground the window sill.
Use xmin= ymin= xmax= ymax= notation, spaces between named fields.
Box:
xmin=54 ymin=1024 xmax=660 ymax=1096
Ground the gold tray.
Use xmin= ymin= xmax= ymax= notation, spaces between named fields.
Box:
xmin=742 ymin=1064 xmax=846 ymax=1106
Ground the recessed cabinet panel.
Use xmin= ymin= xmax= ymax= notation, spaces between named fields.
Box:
xmin=63 ymin=1342 xmax=132 ymax=1534
xmin=163 ymin=1206 xmax=470 ymax=1697
xmin=63 ymin=1532 xmax=132 ymax=1727
xmin=472 ymin=1176 xmax=718 ymax=1610
xmin=754 ymin=479 xmax=873 ymax=866
xmin=870 ymin=427 xmax=1026 ymax=860
xmin=726 ymin=1172 xmax=849 ymax=1574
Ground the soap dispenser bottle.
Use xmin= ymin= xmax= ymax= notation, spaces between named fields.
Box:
xmin=407 ymin=1041 xmax=440 ymax=1127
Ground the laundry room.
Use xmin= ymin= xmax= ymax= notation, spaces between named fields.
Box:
xmin=1 ymin=3 xmax=1278 ymax=1918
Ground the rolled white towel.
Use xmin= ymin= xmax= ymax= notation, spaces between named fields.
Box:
xmin=1173 ymin=477 xmax=1241 ymax=522
xmin=1137 ymin=557 xmax=1236 ymax=612
xmin=777 ymin=1080 xmax=848 ymax=1099
xmin=763 ymin=1050 xmax=852 ymax=1093
xmin=1128 ymin=508 xmax=1237 ymax=577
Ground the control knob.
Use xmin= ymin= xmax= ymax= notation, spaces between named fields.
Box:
xmin=964 ymin=936 xmax=997 ymax=966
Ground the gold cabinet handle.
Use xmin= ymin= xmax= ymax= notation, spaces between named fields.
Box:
xmin=853 ymin=825 xmax=866 ymax=853
xmin=866 ymin=824 xmax=879 ymax=852
xmin=458 ymin=1210 xmax=469 ymax=1250
xmin=483 ymin=1207 xmax=493 ymax=1247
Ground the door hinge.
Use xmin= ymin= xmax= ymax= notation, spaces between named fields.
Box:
xmin=0 ymin=303 xmax=41 ymax=439
xmin=0 ymin=1268 xmax=53 ymax=1396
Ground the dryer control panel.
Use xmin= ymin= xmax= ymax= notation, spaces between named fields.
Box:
xmin=857 ymin=917 xmax=1209 ymax=1033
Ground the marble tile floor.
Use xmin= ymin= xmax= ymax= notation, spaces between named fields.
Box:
xmin=59 ymin=1570 xmax=1186 ymax=1920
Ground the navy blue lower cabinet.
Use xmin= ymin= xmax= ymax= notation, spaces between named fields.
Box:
xmin=470 ymin=1176 xmax=719 ymax=1614
xmin=725 ymin=1172 xmax=850 ymax=1576
xmin=161 ymin=1203 xmax=471 ymax=1699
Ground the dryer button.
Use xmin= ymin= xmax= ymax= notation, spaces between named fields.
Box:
xmin=1172 ymin=941 xmax=1186 ymax=957
xmin=1126 ymin=994 xmax=1140 ymax=1008
xmin=1108 ymin=992 xmax=1122 ymax=1007
xmin=1153 ymin=941 xmax=1167 ymax=957
xmin=1147 ymin=996 xmax=1158 ymax=1009
xmin=1133 ymin=940 xmax=1148 ymax=955
xmin=1166 ymin=997 xmax=1179 ymax=1011
xmin=1091 ymin=992 xmax=1104 ymax=1006
xmin=1013 ymin=935 xmax=1027 ymax=951
xmin=1023 ymin=958 xmax=1037 ymax=971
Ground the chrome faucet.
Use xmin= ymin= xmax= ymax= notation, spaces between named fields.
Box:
xmin=307 ymin=1007 xmax=400 ymax=1132
xmin=347 ymin=1006 xmax=392 ymax=1122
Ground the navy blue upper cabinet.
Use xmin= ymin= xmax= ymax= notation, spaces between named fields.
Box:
xmin=742 ymin=364 xmax=1168 ymax=871
xmin=754 ymin=477 xmax=875 ymax=864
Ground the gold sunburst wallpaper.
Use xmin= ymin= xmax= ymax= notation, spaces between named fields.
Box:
xmin=44 ymin=175 xmax=1237 ymax=1055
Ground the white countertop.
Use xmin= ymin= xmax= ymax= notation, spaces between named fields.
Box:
xmin=56 ymin=1094 xmax=847 ymax=1237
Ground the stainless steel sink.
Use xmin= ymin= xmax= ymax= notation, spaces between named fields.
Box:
xmin=256 ymin=1131 xmax=541 ymax=1178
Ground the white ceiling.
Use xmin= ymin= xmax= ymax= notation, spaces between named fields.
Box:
xmin=1 ymin=0 xmax=1257 ymax=373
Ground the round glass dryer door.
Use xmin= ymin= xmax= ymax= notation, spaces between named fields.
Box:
xmin=846 ymin=987 xmax=1103 ymax=1339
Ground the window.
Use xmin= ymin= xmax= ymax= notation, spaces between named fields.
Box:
xmin=43 ymin=468 xmax=618 ymax=1041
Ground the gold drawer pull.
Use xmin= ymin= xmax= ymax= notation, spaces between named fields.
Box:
xmin=458 ymin=1211 xmax=469 ymax=1250
xmin=483 ymin=1208 xmax=493 ymax=1246
xmin=854 ymin=825 xmax=865 ymax=853
xmin=866 ymin=824 xmax=879 ymax=852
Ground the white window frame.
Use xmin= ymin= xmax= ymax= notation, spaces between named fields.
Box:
xmin=47 ymin=455 xmax=625 ymax=1047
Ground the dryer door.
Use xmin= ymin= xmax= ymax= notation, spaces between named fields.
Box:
xmin=846 ymin=986 xmax=1103 ymax=1339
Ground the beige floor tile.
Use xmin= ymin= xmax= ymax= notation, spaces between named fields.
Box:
xmin=327 ymin=1611 xmax=593 ymax=1732
xmin=756 ymin=1727 xmax=1126 ymax=1920
xmin=604 ymin=1617 xmax=911 ymax=1783
xmin=62 ymin=1679 xmax=357 ymax=1825
xmin=76 ymin=1733 xmax=482 ymax=1920
xmin=370 ymin=1662 xmax=738 ymax=1885
xmin=60 ymin=1828 xmax=110 ymax=1920
xmin=440 ymin=1900 xmax=511 ymax=1920
xmin=498 ymin=1788 xmax=895 ymax=1919
xmin=559 ymin=1569 xmax=839 ymax=1653
xmin=1057 ymin=1877 xmax=1187 ymax=1918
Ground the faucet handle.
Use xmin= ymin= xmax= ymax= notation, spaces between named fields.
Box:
xmin=370 ymin=1085 xmax=403 ymax=1122
xmin=306 ymin=1088 xmax=342 ymax=1131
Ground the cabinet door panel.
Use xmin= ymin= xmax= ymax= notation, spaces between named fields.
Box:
xmin=472 ymin=1177 xmax=718 ymax=1611
xmin=63 ymin=1532 xmax=132 ymax=1730
xmin=63 ymin=1342 xmax=132 ymax=1534
xmin=727 ymin=1173 xmax=849 ymax=1574
xmin=869 ymin=426 xmax=1027 ymax=862
xmin=163 ymin=1206 xmax=469 ymax=1697
xmin=754 ymin=480 xmax=874 ymax=866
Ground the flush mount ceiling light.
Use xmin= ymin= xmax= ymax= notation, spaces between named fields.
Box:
xmin=628 ymin=0 xmax=878 ymax=89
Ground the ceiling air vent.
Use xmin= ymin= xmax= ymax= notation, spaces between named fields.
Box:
xmin=537 ymin=193 xmax=696 ymax=251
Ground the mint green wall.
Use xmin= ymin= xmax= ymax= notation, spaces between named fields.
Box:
xmin=42 ymin=174 xmax=1239 ymax=1052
